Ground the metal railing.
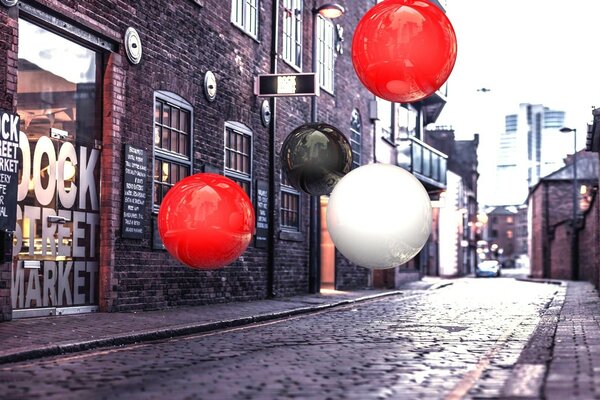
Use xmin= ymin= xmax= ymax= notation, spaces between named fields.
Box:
xmin=396 ymin=136 xmax=447 ymax=186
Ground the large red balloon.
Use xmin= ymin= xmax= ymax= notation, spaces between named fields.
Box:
xmin=157 ymin=173 xmax=255 ymax=270
xmin=352 ymin=0 xmax=457 ymax=103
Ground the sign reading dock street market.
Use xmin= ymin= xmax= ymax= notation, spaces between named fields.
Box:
xmin=122 ymin=145 xmax=147 ymax=239
xmin=0 ymin=110 xmax=19 ymax=232
xmin=254 ymin=73 xmax=320 ymax=97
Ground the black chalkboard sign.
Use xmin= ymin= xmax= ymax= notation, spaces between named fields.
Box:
xmin=0 ymin=111 xmax=19 ymax=232
xmin=122 ymin=145 xmax=147 ymax=239
xmin=254 ymin=179 xmax=268 ymax=248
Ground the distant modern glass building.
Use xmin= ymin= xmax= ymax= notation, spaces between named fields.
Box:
xmin=494 ymin=103 xmax=567 ymax=206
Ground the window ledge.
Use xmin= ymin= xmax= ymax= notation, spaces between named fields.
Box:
xmin=230 ymin=22 xmax=261 ymax=44
xmin=279 ymin=230 xmax=304 ymax=242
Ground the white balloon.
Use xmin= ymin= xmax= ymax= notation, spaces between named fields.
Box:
xmin=326 ymin=163 xmax=432 ymax=269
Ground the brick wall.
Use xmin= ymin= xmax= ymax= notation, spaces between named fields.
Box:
xmin=0 ymin=5 xmax=18 ymax=321
xmin=0 ymin=0 xmax=377 ymax=313
xmin=529 ymin=183 xmax=545 ymax=278
xmin=578 ymin=193 xmax=599 ymax=286
xmin=549 ymin=222 xmax=572 ymax=280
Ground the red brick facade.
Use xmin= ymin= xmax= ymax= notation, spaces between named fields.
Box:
xmin=0 ymin=0 xmax=383 ymax=317
xmin=529 ymin=153 xmax=600 ymax=285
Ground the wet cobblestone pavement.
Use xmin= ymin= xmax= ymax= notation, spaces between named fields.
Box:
xmin=0 ymin=277 xmax=559 ymax=399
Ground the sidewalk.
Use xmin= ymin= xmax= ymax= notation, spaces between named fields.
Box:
xmin=503 ymin=280 xmax=600 ymax=399
xmin=0 ymin=278 xmax=447 ymax=365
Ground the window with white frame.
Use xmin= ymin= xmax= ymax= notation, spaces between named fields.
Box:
xmin=224 ymin=122 xmax=253 ymax=198
xmin=350 ymin=109 xmax=362 ymax=169
xmin=153 ymin=92 xmax=193 ymax=212
xmin=317 ymin=15 xmax=335 ymax=92
xmin=231 ymin=0 xmax=259 ymax=39
xmin=283 ymin=0 xmax=303 ymax=69
xmin=280 ymin=173 xmax=300 ymax=231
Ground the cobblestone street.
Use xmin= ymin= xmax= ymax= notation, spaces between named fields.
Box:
xmin=0 ymin=277 xmax=560 ymax=399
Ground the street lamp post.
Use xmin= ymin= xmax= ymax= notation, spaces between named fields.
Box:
xmin=308 ymin=3 xmax=345 ymax=293
xmin=560 ymin=126 xmax=578 ymax=280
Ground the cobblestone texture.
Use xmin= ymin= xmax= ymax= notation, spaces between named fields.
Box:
xmin=0 ymin=278 xmax=557 ymax=399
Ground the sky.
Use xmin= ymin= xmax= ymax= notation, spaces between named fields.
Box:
xmin=435 ymin=0 xmax=600 ymax=144
xmin=433 ymin=0 xmax=600 ymax=206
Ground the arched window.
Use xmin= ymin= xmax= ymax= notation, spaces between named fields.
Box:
xmin=153 ymin=91 xmax=193 ymax=211
xmin=350 ymin=109 xmax=362 ymax=169
xmin=224 ymin=121 xmax=253 ymax=198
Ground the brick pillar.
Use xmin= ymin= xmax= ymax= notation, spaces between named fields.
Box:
xmin=99 ymin=53 xmax=125 ymax=312
xmin=0 ymin=5 xmax=18 ymax=322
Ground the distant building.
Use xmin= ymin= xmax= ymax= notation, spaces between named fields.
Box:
xmin=486 ymin=206 xmax=518 ymax=267
xmin=425 ymin=127 xmax=479 ymax=276
xmin=528 ymin=151 xmax=599 ymax=282
xmin=494 ymin=103 xmax=567 ymax=206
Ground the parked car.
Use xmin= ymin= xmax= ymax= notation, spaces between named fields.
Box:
xmin=475 ymin=260 xmax=501 ymax=277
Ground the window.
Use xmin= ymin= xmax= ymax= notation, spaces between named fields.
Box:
xmin=506 ymin=216 xmax=514 ymax=224
xmin=281 ymin=173 xmax=300 ymax=230
xmin=317 ymin=15 xmax=335 ymax=92
xmin=224 ymin=122 xmax=253 ymax=197
xmin=491 ymin=229 xmax=498 ymax=238
xmin=507 ymin=230 xmax=513 ymax=239
xmin=283 ymin=0 xmax=303 ymax=69
xmin=231 ymin=0 xmax=259 ymax=38
xmin=377 ymin=97 xmax=393 ymax=142
xmin=350 ymin=109 xmax=362 ymax=169
xmin=153 ymin=92 xmax=192 ymax=211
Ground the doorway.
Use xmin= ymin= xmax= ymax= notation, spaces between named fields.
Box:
xmin=320 ymin=197 xmax=335 ymax=290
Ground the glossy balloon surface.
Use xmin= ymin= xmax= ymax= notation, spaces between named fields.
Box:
xmin=352 ymin=0 xmax=457 ymax=103
xmin=280 ymin=123 xmax=353 ymax=196
xmin=158 ymin=173 xmax=255 ymax=270
xmin=326 ymin=163 xmax=432 ymax=269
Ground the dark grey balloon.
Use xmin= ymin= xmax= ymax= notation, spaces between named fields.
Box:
xmin=280 ymin=122 xmax=353 ymax=196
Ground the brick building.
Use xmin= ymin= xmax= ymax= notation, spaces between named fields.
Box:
xmin=0 ymin=0 xmax=452 ymax=320
xmin=529 ymin=151 xmax=599 ymax=282
xmin=486 ymin=205 xmax=518 ymax=267
xmin=424 ymin=127 xmax=479 ymax=276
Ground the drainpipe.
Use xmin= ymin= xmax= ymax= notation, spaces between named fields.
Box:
xmin=267 ymin=0 xmax=280 ymax=298
xmin=308 ymin=9 xmax=320 ymax=294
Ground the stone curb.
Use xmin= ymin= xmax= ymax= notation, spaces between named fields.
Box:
xmin=0 ymin=289 xmax=410 ymax=366
xmin=515 ymin=277 xmax=566 ymax=286
xmin=500 ymin=282 xmax=567 ymax=398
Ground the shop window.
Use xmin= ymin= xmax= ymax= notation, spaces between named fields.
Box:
xmin=231 ymin=0 xmax=259 ymax=39
xmin=317 ymin=15 xmax=335 ymax=92
xmin=153 ymin=92 xmax=192 ymax=211
xmin=224 ymin=122 xmax=252 ymax=198
xmin=281 ymin=173 xmax=300 ymax=230
xmin=350 ymin=109 xmax=362 ymax=169
xmin=283 ymin=0 xmax=303 ymax=69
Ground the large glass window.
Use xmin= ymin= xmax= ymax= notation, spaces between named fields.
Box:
xmin=231 ymin=0 xmax=259 ymax=39
xmin=350 ymin=109 xmax=361 ymax=170
xmin=317 ymin=15 xmax=335 ymax=92
xmin=153 ymin=92 xmax=192 ymax=211
xmin=224 ymin=123 xmax=252 ymax=198
xmin=280 ymin=173 xmax=300 ymax=230
xmin=283 ymin=0 xmax=303 ymax=69
xmin=15 ymin=18 xmax=102 ymax=310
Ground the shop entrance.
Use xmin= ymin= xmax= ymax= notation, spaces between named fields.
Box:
xmin=12 ymin=19 xmax=102 ymax=317
xmin=320 ymin=197 xmax=335 ymax=290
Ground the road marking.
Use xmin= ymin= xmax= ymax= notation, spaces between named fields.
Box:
xmin=445 ymin=316 xmax=526 ymax=400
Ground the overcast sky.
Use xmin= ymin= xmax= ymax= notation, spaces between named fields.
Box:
xmin=435 ymin=0 xmax=600 ymax=147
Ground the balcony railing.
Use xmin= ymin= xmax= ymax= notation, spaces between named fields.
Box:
xmin=396 ymin=136 xmax=447 ymax=189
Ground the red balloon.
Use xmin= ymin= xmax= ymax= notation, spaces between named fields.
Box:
xmin=352 ymin=0 xmax=457 ymax=103
xmin=157 ymin=173 xmax=255 ymax=270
